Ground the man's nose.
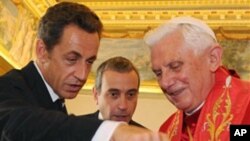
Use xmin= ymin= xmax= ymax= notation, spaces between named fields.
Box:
xmin=159 ymin=71 xmax=175 ymax=90
xmin=74 ymin=62 xmax=90 ymax=81
xmin=118 ymin=97 xmax=128 ymax=110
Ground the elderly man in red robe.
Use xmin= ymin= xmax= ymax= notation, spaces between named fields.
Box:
xmin=144 ymin=16 xmax=250 ymax=141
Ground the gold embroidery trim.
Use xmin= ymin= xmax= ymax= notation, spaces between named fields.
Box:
xmin=187 ymin=126 xmax=194 ymax=141
xmin=167 ymin=111 xmax=180 ymax=140
xmin=206 ymin=76 xmax=233 ymax=141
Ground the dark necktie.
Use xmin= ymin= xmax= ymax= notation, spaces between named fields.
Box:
xmin=55 ymin=99 xmax=67 ymax=113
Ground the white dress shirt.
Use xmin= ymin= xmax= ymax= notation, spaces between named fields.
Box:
xmin=34 ymin=61 xmax=124 ymax=141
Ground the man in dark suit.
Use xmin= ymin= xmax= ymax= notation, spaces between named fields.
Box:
xmin=86 ymin=57 xmax=144 ymax=128
xmin=0 ymin=2 xmax=169 ymax=141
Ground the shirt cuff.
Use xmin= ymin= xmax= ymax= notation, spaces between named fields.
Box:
xmin=91 ymin=120 xmax=126 ymax=141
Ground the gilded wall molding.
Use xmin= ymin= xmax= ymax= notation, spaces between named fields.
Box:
xmin=0 ymin=0 xmax=249 ymax=92
xmin=66 ymin=0 xmax=250 ymax=10
xmin=23 ymin=0 xmax=56 ymax=18
xmin=55 ymin=0 xmax=250 ymax=39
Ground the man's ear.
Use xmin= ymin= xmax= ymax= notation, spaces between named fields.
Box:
xmin=36 ymin=39 xmax=48 ymax=64
xmin=92 ymin=87 xmax=99 ymax=105
xmin=208 ymin=44 xmax=223 ymax=72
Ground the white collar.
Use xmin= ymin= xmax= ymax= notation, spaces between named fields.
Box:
xmin=98 ymin=112 xmax=104 ymax=120
xmin=33 ymin=61 xmax=59 ymax=102
xmin=185 ymin=101 xmax=205 ymax=116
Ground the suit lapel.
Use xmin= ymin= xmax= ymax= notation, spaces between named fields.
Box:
xmin=20 ymin=61 xmax=56 ymax=110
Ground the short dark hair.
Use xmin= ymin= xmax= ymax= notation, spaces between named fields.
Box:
xmin=38 ymin=2 xmax=103 ymax=51
xmin=95 ymin=56 xmax=140 ymax=91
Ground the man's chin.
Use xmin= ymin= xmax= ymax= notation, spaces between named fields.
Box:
xmin=113 ymin=117 xmax=130 ymax=123
xmin=63 ymin=92 xmax=78 ymax=99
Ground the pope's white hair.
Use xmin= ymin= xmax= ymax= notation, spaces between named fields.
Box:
xmin=144 ymin=16 xmax=217 ymax=54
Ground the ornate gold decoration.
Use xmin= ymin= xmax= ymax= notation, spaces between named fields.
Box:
xmin=23 ymin=0 xmax=56 ymax=18
xmin=0 ymin=45 xmax=21 ymax=75
xmin=166 ymin=111 xmax=180 ymax=140
xmin=218 ymin=27 xmax=250 ymax=40
xmin=27 ymin=0 xmax=250 ymax=39
xmin=187 ymin=126 xmax=193 ymax=141
xmin=206 ymin=76 xmax=233 ymax=141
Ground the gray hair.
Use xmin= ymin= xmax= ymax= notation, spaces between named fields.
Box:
xmin=144 ymin=16 xmax=217 ymax=54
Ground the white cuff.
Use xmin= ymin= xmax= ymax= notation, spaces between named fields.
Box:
xmin=91 ymin=120 xmax=126 ymax=141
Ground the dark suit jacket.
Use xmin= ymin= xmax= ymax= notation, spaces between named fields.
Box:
xmin=0 ymin=61 xmax=102 ymax=141
xmin=85 ymin=111 xmax=145 ymax=128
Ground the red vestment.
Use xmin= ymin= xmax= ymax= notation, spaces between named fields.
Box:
xmin=159 ymin=67 xmax=250 ymax=141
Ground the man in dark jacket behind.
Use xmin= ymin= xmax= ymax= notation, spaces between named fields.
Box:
xmin=86 ymin=56 xmax=144 ymax=128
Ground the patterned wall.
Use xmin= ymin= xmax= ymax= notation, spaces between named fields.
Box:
xmin=92 ymin=38 xmax=250 ymax=81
